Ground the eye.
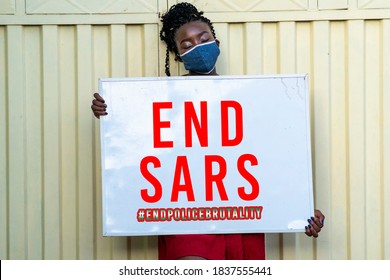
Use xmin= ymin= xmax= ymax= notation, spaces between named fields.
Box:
xmin=181 ymin=42 xmax=193 ymax=50
xmin=200 ymin=34 xmax=211 ymax=43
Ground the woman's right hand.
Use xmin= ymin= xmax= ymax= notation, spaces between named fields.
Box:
xmin=91 ymin=92 xmax=107 ymax=119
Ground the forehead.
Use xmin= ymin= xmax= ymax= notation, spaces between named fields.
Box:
xmin=174 ymin=21 xmax=212 ymax=42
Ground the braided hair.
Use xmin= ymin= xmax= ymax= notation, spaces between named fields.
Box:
xmin=160 ymin=2 xmax=217 ymax=76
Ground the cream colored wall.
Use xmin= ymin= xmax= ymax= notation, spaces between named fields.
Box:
xmin=0 ymin=0 xmax=389 ymax=260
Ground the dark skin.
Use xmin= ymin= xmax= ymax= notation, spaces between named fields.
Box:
xmin=175 ymin=21 xmax=219 ymax=76
xmin=91 ymin=21 xmax=325 ymax=256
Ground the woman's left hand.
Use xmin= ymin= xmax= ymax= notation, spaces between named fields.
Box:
xmin=305 ymin=209 xmax=325 ymax=238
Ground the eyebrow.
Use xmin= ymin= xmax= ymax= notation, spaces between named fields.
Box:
xmin=179 ymin=31 xmax=209 ymax=45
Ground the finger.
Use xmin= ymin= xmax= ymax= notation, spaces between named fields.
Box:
xmin=310 ymin=216 xmax=323 ymax=229
xmin=93 ymin=111 xmax=108 ymax=118
xmin=94 ymin=92 xmax=105 ymax=103
xmin=92 ymin=99 xmax=107 ymax=108
xmin=305 ymin=225 xmax=319 ymax=238
xmin=308 ymin=218 xmax=321 ymax=233
xmin=91 ymin=104 xmax=106 ymax=112
xmin=310 ymin=227 xmax=319 ymax=238
xmin=304 ymin=226 xmax=311 ymax=237
xmin=314 ymin=209 xmax=325 ymax=225
xmin=91 ymin=104 xmax=108 ymax=118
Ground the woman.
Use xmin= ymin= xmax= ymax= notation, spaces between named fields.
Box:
xmin=91 ymin=2 xmax=325 ymax=260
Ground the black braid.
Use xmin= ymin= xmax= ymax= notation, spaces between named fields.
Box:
xmin=160 ymin=2 xmax=217 ymax=76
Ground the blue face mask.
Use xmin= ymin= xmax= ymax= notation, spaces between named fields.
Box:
xmin=180 ymin=40 xmax=220 ymax=74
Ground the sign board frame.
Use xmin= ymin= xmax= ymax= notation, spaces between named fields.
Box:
xmin=99 ymin=75 xmax=314 ymax=236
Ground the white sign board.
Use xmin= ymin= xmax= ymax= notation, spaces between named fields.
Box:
xmin=99 ymin=75 xmax=314 ymax=236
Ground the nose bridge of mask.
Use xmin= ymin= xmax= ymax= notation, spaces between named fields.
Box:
xmin=180 ymin=40 xmax=216 ymax=58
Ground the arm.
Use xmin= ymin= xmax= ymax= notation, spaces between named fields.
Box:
xmin=91 ymin=92 xmax=107 ymax=119
xmin=305 ymin=209 xmax=325 ymax=238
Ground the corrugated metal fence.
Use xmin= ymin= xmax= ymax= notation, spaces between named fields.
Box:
xmin=0 ymin=0 xmax=389 ymax=259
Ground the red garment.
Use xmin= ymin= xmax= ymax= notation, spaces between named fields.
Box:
xmin=158 ymin=233 xmax=265 ymax=260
